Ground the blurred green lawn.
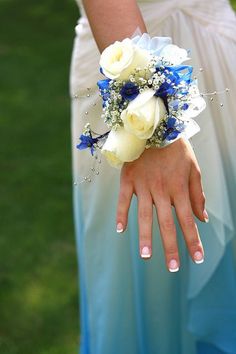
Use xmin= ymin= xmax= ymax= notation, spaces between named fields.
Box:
xmin=0 ymin=1 xmax=79 ymax=353
xmin=0 ymin=1 xmax=235 ymax=354
xmin=230 ymin=0 xmax=236 ymax=8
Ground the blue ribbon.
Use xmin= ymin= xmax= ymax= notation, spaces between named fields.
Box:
xmin=155 ymin=65 xmax=193 ymax=99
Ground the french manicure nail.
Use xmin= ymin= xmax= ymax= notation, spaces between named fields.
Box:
xmin=203 ymin=209 xmax=209 ymax=223
xmin=141 ymin=246 xmax=151 ymax=258
xmin=168 ymin=259 xmax=179 ymax=272
xmin=194 ymin=251 xmax=204 ymax=264
xmin=116 ymin=222 xmax=124 ymax=233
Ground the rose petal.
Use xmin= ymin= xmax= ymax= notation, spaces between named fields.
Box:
xmin=101 ymin=127 xmax=147 ymax=168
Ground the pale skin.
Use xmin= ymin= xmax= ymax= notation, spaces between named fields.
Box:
xmin=82 ymin=0 xmax=208 ymax=271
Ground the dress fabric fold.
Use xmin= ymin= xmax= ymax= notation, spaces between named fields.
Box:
xmin=70 ymin=0 xmax=236 ymax=353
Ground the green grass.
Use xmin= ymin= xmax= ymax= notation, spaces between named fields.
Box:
xmin=0 ymin=1 xmax=79 ymax=353
xmin=0 ymin=1 xmax=235 ymax=353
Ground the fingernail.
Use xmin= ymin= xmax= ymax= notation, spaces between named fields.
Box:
xmin=194 ymin=251 xmax=204 ymax=264
xmin=116 ymin=222 xmax=124 ymax=233
xmin=203 ymin=209 xmax=209 ymax=223
xmin=168 ymin=259 xmax=179 ymax=272
xmin=141 ymin=246 xmax=151 ymax=259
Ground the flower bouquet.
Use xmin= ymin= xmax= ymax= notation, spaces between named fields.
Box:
xmin=77 ymin=33 xmax=206 ymax=168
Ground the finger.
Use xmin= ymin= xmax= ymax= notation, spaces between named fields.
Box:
xmin=174 ymin=188 xmax=204 ymax=264
xmin=137 ymin=191 xmax=153 ymax=259
xmin=154 ymin=195 xmax=180 ymax=272
xmin=189 ymin=163 xmax=209 ymax=223
xmin=116 ymin=179 xmax=133 ymax=233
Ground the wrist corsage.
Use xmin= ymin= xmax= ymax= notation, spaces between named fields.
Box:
xmin=77 ymin=33 xmax=206 ymax=169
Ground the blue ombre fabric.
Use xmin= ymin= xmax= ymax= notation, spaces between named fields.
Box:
xmin=73 ymin=180 xmax=236 ymax=354
xmin=70 ymin=0 xmax=236 ymax=353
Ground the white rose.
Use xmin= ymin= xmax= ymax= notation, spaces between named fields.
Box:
xmin=121 ymin=89 xmax=166 ymax=139
xmin=160 ymin=44 xmax=190 ymax=65
xmin=101 ymin=127 xmax=146 ymax=168
xmin=99 ymin=38 xmax=151 ymax=81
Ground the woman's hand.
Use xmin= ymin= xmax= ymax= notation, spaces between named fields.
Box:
xmin=116 ymin=137 xmax=208 ymax=272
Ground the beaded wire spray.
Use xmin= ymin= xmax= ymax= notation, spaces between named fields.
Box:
xmin=73 ymin=88 xmax=103 ymax=185
xmin=72 ymin=68 xmax=230 ymax=186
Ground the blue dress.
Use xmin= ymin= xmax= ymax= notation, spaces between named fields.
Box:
xmin=70 ymin=1 xmax=236 ymax=353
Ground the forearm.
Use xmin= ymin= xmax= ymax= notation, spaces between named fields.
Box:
xmin=82 ymin=0 xmax=147 ymax=52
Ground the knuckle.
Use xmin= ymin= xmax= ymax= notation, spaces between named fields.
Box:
xmin=139 ymin=208 xmax=152 ymax=221
xmin=121 ymin=166 xmax=134 ymax=182
xmin=161 ymin=218 xmax=175 ymax=232
xmin=183 ymin=214 xmax=195 ymax=228
xmin=116 ymin=211 xmax=126 ymax=222
xmin=154 ymin=174 xmax=166 ymax=194
xmin=139 ymin=235 xmax=151 ymax=244
xmin=174 ymin=178 xmax=187 ymax=195
xmin=119 ymin=191 xmax=128 ymax=206
xmin=188 ymin=236 xmax=201 ymax=249
xmin=165 ymin=245 xmax=178 ymax=258
xmin=195 ymin=194 xmax=205 ymax=209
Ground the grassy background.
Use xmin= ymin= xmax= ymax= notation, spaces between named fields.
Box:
xmin=0 ymin=1 xmax=235 ymax=354
xmin=0 ymin=1 xmax=79 ymax=353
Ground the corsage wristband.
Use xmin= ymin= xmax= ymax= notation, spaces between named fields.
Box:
xmin=77 ymin=33 xmax=207 ymax=168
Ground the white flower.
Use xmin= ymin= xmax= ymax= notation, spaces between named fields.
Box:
xmin=101 ymin=127 xmax=146 ymax=168
xmin=160 ymin=44 xmax=190 ymax=65
xmin=99 ymin=38 xmax=151 ymax=81
xmin=121 ymin=89 xmax=166 ymax=139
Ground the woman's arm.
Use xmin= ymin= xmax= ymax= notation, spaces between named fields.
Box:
xmin=82 ymin=0 xmax=208 ymax=271
xmin=82 ymin=0 xmax=147 ymax=52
